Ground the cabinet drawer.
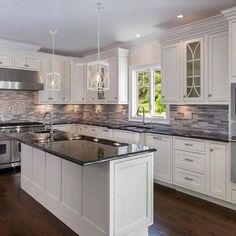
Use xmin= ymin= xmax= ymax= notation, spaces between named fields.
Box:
xmin=96 ymin=127 xmax=113 ymax=139
xmin=174 ymin=138 xmax=206 ymax=152
xmin=0 ymin=55 xmax=13 ymax=68
xmin=174 ymin=168 xmax=206 ymax=193
xmin=174 ymin=150 xmax=206 ymax=173
xmin=113 ymin=130 xmax=140 ymax=144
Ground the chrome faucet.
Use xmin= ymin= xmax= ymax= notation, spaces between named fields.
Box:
xmin=43 ymin=112 xmax=53 ymax=136
xmin=136 ymin=106 xmax=146 ymax=126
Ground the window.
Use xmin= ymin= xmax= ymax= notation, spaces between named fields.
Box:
xmin=129 ymin=65 xmax=169 ymax=123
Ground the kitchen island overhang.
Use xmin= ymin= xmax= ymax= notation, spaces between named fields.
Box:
xmin=8 ymin=132 xmax=156 ymax=236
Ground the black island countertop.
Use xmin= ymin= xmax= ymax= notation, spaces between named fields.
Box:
xmin=7 ymin=132 xmax=156 ymax=166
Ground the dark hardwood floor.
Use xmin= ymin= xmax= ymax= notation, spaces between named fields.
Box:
xmin=1 ymin=168 xmax=236 ymax=236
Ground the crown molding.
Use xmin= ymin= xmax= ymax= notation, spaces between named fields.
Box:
xmin=0 ymin=39 xmax=41 ymax=51
xmin=158 ymin=14 xmax=228 ymax=44
xmin=221 ymin=6 xmax=236 ymax=20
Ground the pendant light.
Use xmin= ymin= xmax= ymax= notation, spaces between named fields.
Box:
xmin=87 ymin=2 xmax=109 ymax=91
xmin=45 ymin=30 xmax=61 ymax=91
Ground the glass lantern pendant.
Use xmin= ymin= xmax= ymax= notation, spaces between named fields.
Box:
xmin=46 ymin=30 xmax=61 ymax=91
xmin=87 ymin=2 xmax=109 ymax=91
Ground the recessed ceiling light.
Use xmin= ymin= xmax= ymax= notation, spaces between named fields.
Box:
xmin=177 ymin=14 xmax=183 ymax=19
xmin=136 ymin=33 xmax=141 ymax=38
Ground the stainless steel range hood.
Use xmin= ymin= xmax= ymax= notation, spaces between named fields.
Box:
xmin=0 ymin=68 xmax=44 ymax=91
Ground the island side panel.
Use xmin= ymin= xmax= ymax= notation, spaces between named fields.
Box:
xmin=21 ymin=144 xmax=109 ymax=236
xmin=109 ymin=153 xmax=153 ymax=236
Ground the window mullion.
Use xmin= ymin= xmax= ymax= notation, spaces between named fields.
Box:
xmin=150 ymin=69 xmax=154 ymax=116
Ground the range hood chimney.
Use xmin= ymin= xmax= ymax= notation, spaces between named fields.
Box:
xmin=0 ymin=68 xmax=44 ymax=91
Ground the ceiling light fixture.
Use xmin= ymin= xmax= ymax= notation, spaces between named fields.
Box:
xmin=45 ymin=30 xmax=61 ymax=91
xmin=87 ymin=2 xmax=109 ymax=91
xmin=136 ymin=33 xmax=141 ymax=38
xmin=177 ymin=14 xmax=184 ymax=19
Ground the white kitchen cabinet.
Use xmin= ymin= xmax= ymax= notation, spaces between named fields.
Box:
xmin=0 ymin=55 xmax=13 ymax=68
xmin=209 ymin=142 xmax=227 ymax=199
xmin=231 ymin=20 xmax=236 ymax=78
xmin=146 ymin=134 xmax=172 ymax=183
xmin=113 ymin=129 xmax=142 ymax=144
xmin=208 ymin=31 xmax=229 ymax=102
xmin=161 ymin=43 xmax=181 ymax=103
xmin=54 ymin=124 xmax=78 ymax=136
xmin=183 ymin=38 xmax=204 ymax=102
xmin=36 ymin=53 xmax=69 ymax=104
xmin=85 ymin=48 xmax=129 ymax=104
xmin=71 ymin=62 xmax=85 ymax=104
xmin=14 ymin=56 xmax=39 ymax=71
xmin=173 ymin=137 xmax=207 ymax=194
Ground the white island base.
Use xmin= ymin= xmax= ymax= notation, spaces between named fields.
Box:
xmin=21 ymin=144 xmax=153 ymax=236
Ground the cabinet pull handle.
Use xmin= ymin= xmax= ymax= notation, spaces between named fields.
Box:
xmin=103 ymin=129 xmax=108 ymax=132
xmin=82 ymin=98 xmax=84 ymax=100
xmin=91 ymin=129 xmax=96 ymax=132
xmin=0 ymin=62 xmax=3 ymax=64
xmin=208 ymin=94 xmax=212 ymax=97
xmin=210 ymin=148 xmax=214 ymax=152
xmin=114 ymin=97 xmax=117 ymax=99
xmin=185 ymin=177 xmax=194 ymax=181
xmin=185 ymin=158 xmax=193 ymax=162
xmin=62 ymin=98 xmax=65 ymax=100
xmin=184 ymin=143 xmax=193 ymax=146
xmin=162 ymin=95 xmax=165 ymax=99
xmin=153 ymin=137 xmax=162 ymax=140
xmin=24 ymin=64 xmax=29 ymax=67
xmin=183 ymin=95 xmax=186 ymax=98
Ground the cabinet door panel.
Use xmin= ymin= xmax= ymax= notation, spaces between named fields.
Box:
xmin=146 ymin=134 xmax=172 ymax=183
xmin=61 ymin=60 xmax=71 ymax=103
xmin=71 ymin=63 xmax=85 ymax=103
xmin=231 ymin=21 xmax=236 ymax=77
xmin=27 ymin=58 xmax=40 ymax=71
xmin=14 ymin=56 xmax=27 ymax=69
xmin=0 ymin=55 xmax=13 ymax=68
xmin=161 ymin=44 xmax=181 ymax=103
xmin=208 ymin=32 xmax=229 ymax=102
xmin=209 ymin=143 xmax=227 ymax=199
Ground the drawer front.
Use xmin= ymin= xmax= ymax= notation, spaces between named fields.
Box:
xmin=96 ymin=127 xmax=113 ymax=139
xmin=0 ymin=55 xmax=13 ymax=68
xmin=113 ymin=130 xmax=140 ymax=144
xmin=174 ymin=168 xmax=206 ymax=193
xmin=174 ymin=138 xmax=206 ymax=152
xmin=174 ymin=150 xmax=206 ymax=173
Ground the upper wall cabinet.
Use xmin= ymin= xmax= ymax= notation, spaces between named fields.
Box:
xmin=159 ymin=15 xmax=229 ymax=104
xmin=35 ymin=53 xmax=71 ymax=104
xmin=0 ymin=47 xmax=39 ymax=71
xmin=208 ymin=31 xmax=229 ymax=102
xmin=183 ymin=38 xmax=204 ymax=102
xmin=71 ymin=61 xmax=85 ymax=104
xmin=84 ymin=48 xmax=129 ymax=104
xmin=161 ymin=43 xmax=181 ymax=103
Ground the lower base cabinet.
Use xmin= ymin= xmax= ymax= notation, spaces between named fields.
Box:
xmin=209 ymin=142 xmax=227 ymax=199
xmin=146 ymin=134 xmax=172 ymax=183
xmin=21 ymin=144 xmax=153 ymax=236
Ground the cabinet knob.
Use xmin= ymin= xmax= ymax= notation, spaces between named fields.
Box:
xmin=210 ymin=148 xmax=214 ymax=152
xmin=92 ymin=98 xmax=95 ymax=100
xmin=183 ymin=95 xmax=186 ymax=98
xmin=82 ymin=98 xmax=84 ymax=100
xmin=114 ymin=97 xmax=117 ymax=99
xmin=48 ymin=97 xmax=53 ymax=100
xmin=62 ymin=98 xmax=65 ymax=100
xmin=208 ymin=94 xmax=212 ymax=97
xmin=162 ymin=95 xmax=165 ymax=99
xmin=24 ymin=64 xmax=29 ymax=67
xmin=0 ymin=62 xmax=3 ymax=64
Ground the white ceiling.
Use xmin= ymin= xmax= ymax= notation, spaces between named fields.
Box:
xmin=1 ymin=0 xmax=236 ymax=56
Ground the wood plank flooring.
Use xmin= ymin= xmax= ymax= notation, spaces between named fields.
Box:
xmin=0 ymin=168 xmax=236 ymax=236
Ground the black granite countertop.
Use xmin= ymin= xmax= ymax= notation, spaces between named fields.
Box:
xmin=54 ymin=121 xmax=229 ymax=142
xmin=7 ymin=132 xmax=156 ymax=166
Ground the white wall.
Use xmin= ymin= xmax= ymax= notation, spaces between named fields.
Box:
xmin=127 ymin=38 xmax=161 ymax=67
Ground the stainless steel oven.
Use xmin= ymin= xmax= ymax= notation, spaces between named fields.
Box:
xmin=0 ymin=140 xmax=11 ymax=165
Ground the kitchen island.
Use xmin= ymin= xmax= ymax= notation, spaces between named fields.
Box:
xmin=8 ymin=132 xmax=156 ymax=236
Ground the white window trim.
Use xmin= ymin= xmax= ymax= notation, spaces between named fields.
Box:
xmin=129 ymin=64 xmax=170 ymax=124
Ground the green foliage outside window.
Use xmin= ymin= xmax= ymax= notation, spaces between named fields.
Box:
xmin=137 ymin=70 xmax=166 ymax=118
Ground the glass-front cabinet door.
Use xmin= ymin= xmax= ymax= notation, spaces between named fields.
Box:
xmin=183 ymin=38 xmax=203 ymax=101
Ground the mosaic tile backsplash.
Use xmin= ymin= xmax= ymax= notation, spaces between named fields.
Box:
xmin=0 ymin=91 xmax=229 ymax=139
